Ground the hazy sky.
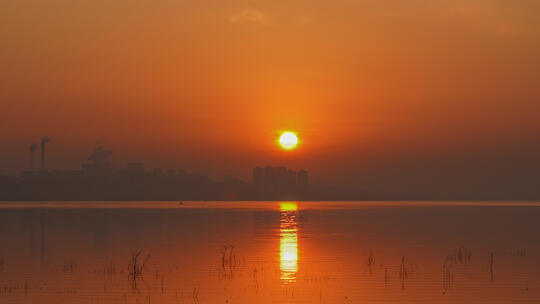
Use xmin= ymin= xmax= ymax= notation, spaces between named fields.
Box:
xmin=1 ymin=0 xmax=539 ymax=197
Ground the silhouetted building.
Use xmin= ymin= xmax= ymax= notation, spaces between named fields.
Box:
xmin=82 ymin=146 xmax=114 ymax=178
xmin=0 ymin=175 xmax=20 ymax=200
xmin=127 ymin=162 xmax=145 ymax=174
xmin=298 ymin=170 xmax=308 ymax=186
xmin=252 ymin=166 xmax=308 ymax=200
xmin=224 ymin=174 xmax=241 ymax=185
xmin=253 ymin=167 xmax=264 ymax=186
xmin=152 ymin=168 xmax=164 ymax=176
xmin=286 ymin=170 xmax=297 ymax=185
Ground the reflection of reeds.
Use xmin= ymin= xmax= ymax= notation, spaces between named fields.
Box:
xmin=129 ymin=250 xmax=150 ymax=278
xmin=441 ymin=246 xmax=472 ymax=294
xmin=399 ymin=256 xmax=408 ymax=289
xmin=384 ymin=267 xmax=389 ymax=288
xmin=221 ymin=245 xmax=239 ymax=269
xmin=252 ymin=266 xmax=260 ymax=292
xmin=0 ymin=256 xmax=4 ymax=272
xmin=128 ymin=249 xmax=151 ymax=290
xmin=513 ymin=248 xmax=527 ymax=257
xmin=218 ymin=245 xmax=242 ymax=280
xmin=105 ymin=261 xmax=116 ymax=281
xmin=0 ymin=281 xmax=32 ymax=295
xmin=489 ymin=252 xmax=494 ymax=282
xmin=62 ymin=259 xmax=76 ymax=273
xmin=442 ymin=262 xmax=453 ymax=292
xmin=192 ymin=285 xmax=200 ymax=303
xmin=161 ymin=274 xmax=165 ymax=294
xmin=367 ymin=251 xmax=375 ymax=273
xmin=456 ymin=246 xmax=471 ymax=265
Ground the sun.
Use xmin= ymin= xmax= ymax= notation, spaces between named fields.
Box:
xmin=279 ymin=132 xmax=298 ymax=150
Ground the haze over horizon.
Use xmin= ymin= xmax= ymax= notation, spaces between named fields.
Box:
xmin=2 ymin=0 xmax=540 ymax=198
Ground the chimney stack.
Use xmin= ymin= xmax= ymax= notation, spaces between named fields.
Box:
xmin=40 ymin=137 xmax=51 ymax=170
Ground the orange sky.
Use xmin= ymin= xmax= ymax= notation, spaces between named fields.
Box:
xmin=1 ymin=0 xmax=540 ymax=196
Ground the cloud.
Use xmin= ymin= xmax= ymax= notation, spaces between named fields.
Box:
xmin=228 ymin=9 xmax=271 ymax=25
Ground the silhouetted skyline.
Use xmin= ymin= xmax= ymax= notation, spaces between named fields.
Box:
xmin=0 ymin=145 xmax=311 ymax=201
xmin=1 ymin=142 xmax=539 ymax=200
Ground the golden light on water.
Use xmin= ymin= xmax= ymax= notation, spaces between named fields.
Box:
xmin=279 ymin=202 xmax=298 ymax=283
xmin=279 ymin=201 xmax=298 ymax=211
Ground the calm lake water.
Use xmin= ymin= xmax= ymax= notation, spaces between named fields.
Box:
xmin=0 ymin=201 xmax=539 ymax=303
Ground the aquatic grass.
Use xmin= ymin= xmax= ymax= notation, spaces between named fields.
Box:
xmin=62 ymin=259 xmax=76 ymax=273
xmin=192 ymin=285 xmax=200 ymax=303
xmin=128 ymin=249 xmax=151 ymax=290
xmin=399 ymin=256 xmax=408 ymax=289
xmin=221 ymin=245 xmax=239 ymax=269
xmin=489 ymin=252 xmax=494 ymax=282
xmin=441 ymin=246 xmax=472 ymax=294
xmin=129 ymin=249 xmax=151 ymax=278
xmin=442 ymin=261 xmax=453 ymax=292
xmin=367 ymin=250 xmax=375 ymax=274
xmin=218 ymin=244 xmax=243 ymax=280
xmin=105 ymin=261 xmax=116 ymax=281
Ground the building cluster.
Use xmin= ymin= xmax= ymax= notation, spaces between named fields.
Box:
xmin=0 ymin=143 xmax=309 ymax=201
xmin=253 ymin=166 xmax=308 ymax=200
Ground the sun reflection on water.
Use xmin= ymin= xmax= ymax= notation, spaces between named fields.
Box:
xmin=279 ymin=202 xmax=298 ymax=283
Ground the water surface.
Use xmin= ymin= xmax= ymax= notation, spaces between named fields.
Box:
xmin=0 ymin=201 xmax=538 ymax=303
